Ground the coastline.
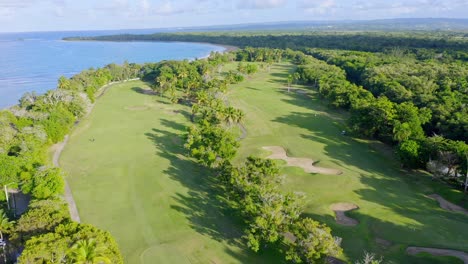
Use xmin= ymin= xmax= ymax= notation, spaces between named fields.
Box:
xmin=1 ymin=41 xmax=234 ymax=110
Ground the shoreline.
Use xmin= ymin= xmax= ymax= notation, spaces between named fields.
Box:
xmin=1 ymin=41 xmax=235 ymax=110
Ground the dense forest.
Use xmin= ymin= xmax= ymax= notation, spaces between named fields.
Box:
xmin=65 ymin=31 xmax=468 ymax=57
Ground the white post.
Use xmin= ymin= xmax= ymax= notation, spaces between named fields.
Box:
xmin=3 ymin=185 xmax=9 ymax=211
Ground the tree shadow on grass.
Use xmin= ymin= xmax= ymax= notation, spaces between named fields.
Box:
xmin=131 ymin=86 xmax=157 ymax=95
xmin=144 ymin=119 xmax=281 ymax=263
xmin=267 ymin=64 xmax=297 ymax=85
xmin=304 ymin=173 xmax=468 ymax=263
xmin=271 ymin=84 xmax=468 ymax=262
xmin=305 ymin=209 xmax=466 ymax=264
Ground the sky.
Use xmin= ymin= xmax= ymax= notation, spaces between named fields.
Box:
xmin=1 ymin=0 xmax=468 ymax=32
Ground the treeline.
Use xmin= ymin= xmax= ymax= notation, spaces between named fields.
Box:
xmin=65 ymin=31 xmax=468 ymax=56
xmin=306 ymin=49 xmax=468 ymax=142
xmin=182 ymin=65 xmax=343 ymax=263
xmin=0 ymin=62 xmax=141 ymax=262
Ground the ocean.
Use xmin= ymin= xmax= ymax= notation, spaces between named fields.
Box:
xmin=0 ymin=29 xmax=224 ymax=108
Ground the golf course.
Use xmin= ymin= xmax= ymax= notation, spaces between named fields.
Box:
xmin=59 ymin=62 xmax=468 ymax=263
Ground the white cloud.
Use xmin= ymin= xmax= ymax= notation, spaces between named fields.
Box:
xmin=236 ymin=0 xmax=286 ymax=9
xmin=299 ymin=0 xmax=337 ymax=15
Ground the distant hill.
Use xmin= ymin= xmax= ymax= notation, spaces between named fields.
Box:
xmin=157 ymin=18 xmax=468 ymax=32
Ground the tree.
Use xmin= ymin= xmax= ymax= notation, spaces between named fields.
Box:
xmin=396 ymin=140 xmax=422 ymax=168
xmin=0 ymin=209 xmax=14 ymax=241
xmin=57 ymin=76 xmax=71 ymax=90
xmin=69 ymin=239 xmax=111 ymax=264
xmin=293 ymin=72 xmax=301 ymax=85
xmin=224 ymin=157 xmax=307 ymax=253
xmin=393 ymin=122 xmax=412 ymax=142
xmin=13 ymin=199 xmax=70 ymax=242
xmin=287 ymin=74 xmax=293 ymax=93
xmin=155 ymin=75 xmax=168 ymax=96
xmin=284 ymin=218 xmax=342 ymax=264
xmin=19 ymin=222 xmax=123 ymax=264
xmin=184 ymin=120 xmax=239 ymax=167
xmin=223 ymin=106 xmax=237 ymax=127
xmin=21 ymin=167 xmax=65 ymax=199
xmin=40 ymin=106 xmax=76 ymax=143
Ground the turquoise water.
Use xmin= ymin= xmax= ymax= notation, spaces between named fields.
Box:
xmin=0 ymin=30 xmax=224 ymax=108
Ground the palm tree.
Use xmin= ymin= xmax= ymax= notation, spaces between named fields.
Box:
xmin=195 ymin=91 xmax=210 ymax=106
xmin=234 ymin=109 xmax=245 ymax=125
xmin=0 ymin=209 xmax=14 ymax=241
xmin=68 ymin=239 xmax=111 ymax=264
xmin=223 ymin=106 xmax=237 ymax=126
xmin=155 ymin=76 xmax=167 ymax=96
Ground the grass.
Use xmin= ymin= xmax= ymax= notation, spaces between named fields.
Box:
xmin=227 ymin=63 xmax=468 ymax=263
xmin=60 ymin=81 xmax=280 ymax=263
xmin=60 ymin=62 xmax=468 ymax=264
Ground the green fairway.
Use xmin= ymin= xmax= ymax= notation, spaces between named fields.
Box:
xmin=60 ymin=81 xmax=279 ymax=263
xmin=61 ymin=63 xmax=468 ymax=264
xmin=227 ymin=63 xmax=468 ymax=263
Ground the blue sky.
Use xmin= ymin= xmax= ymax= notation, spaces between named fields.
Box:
xmin=1 ymin=0 xmax=467 ymax=32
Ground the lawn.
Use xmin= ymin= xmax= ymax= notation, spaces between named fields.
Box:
xmin=60 ymin=81 xmax=280 ymax=263
xmin=60 ymin=62 xmax=468 ymax=264
xmin=228 ymin=63 xmax=468 ymax=263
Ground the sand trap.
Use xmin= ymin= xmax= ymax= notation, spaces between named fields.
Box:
xmin=427 ymin=194 xmax=468 ymax=214
xmin=262 ymin=146 xmax=342 ymax=175
xmin=407 ymin=247 xmax=468 ymax=263
xmin=330 ymin=203 xmax=359 ymax=226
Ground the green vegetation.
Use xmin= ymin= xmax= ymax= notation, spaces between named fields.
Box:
xmin=65 ymin=31 xmax=468 ymax=56
xmin=60 ymin=55 xmax=468 ymax=263
xmin=60 ymin=80 xmax=279 ymax=263
xmin=0 ymin=61 xmax=140 ymax=262
xmin=4 ymin=31 xmax=468 ymax=263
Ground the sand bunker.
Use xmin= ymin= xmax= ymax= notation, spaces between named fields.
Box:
xmin=427 ymin=194 xmax=468 ymax=214
xmin=407 ymin=247 xmax=468 ymax=263
xmin=262 ymin=146 xmax=342 ymax=175
xmin=330 ymin=203 xmax=359 ymax=226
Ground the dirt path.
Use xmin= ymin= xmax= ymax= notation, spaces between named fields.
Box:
xmin=428 ymin=194 xmax=468 ymax=214
xmin=407 ymin=247 xmax=468 ymax=263
xmin=330 ymin=203 xmax=359 ymax=226
xmin=52 ymin=135 xmax=81 ymax=222
xmin=262 ymin=146 xmax=342 ymax=175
